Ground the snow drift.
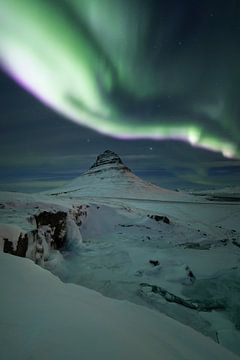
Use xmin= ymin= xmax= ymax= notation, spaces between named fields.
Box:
xmin=0 ymin=252 xmax=238 ymax=360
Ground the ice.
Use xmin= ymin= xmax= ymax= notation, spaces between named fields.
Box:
xmin=0 ymin=252 xmax=238 ymax=360
xmin=1 ymin=151 xmax=240 ymax=356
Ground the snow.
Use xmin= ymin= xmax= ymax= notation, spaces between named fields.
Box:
xmin=66 ymin=215 xmax=83 ymax=250
xmin=0 ymin=223 xmax=24 ymax=251
xmin=191 ymin=186 xmax=240 ymax=197
xmin=0 ymin=252 xmax=238 ymax=360
xmin=45 ymin=150 xmax=193 ymax=202
xmin=1 ymin=188 xmax=240 ymax=354
xmin=1 ymin=150 xmax=240 ymax=357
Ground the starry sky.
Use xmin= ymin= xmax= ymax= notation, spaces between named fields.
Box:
xmin=0 ymin=0 xmax=240 ymax=192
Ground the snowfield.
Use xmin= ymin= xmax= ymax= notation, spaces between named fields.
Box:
xmin=0 ymin=252 xmax=238 ymax=360
xmin=1 ymin=150 xmax=240 ymax=358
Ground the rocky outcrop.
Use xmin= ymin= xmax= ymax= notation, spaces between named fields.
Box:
xmin=70 ymin=205 xmax=88 ymax=227
xmin=149 ymin=260 xmax=160 ymax=266
xmin=139 ymin=283 xmax=224 ymax=312
xmin=3 ymin=233 xmax=28 ymax=258
xmin=178 ymin=238 xmax=230 ymax=250
xmin=4 ymin=234 xmax=27 ymax=257
xmin=90 ymin=150 xmax=123 ymax=168
xmin=34 ymin=211 xmax=67 ymax=249
xmin=3 ymin=208 xmax=85 ymax=265
xmin=87 ymin=149 xmax=131 ymax=175
xmin=147 ymin=214 xmax=170 ymax=224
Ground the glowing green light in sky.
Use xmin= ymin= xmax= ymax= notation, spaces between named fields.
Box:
xmin=0 ymin=0 xmax=239 ymax=158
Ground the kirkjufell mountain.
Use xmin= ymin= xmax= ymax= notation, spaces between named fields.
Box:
xmin=48 ymin=150 xmax=187 ymax=200
xmin=1 ymin=150 xmax=240 ymax=358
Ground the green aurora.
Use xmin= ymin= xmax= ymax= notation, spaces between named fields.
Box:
xmin=0 ymin=0 xmax=239 ymax=157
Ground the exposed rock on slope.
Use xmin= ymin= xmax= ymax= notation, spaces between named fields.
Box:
xmin=34 ymin=211 xmax=67 ymax=249
xmin=1 ymin=208 xmax=87 ymax=265
xmin=48 ymin=150 xmax=187 ymax=200
xmin=3 ymin=232 xmax=28 ymax=257
xmin=88 ymin=149 xmax=131 ymax=174
xmin=148 ymin=214 xmax=170 ymax=224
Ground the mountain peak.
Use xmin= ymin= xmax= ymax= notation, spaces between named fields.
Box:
xmin=48 ymin=149 xmax=183 ymax=200
xmin=88 ymin=150 xmax=130 ymax=173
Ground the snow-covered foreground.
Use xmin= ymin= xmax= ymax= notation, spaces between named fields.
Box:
xmin=1 ymin=190 xmax=240 ymax=356
xmin=1 ymin=151 xmax=240 ymax=358
xmin=0 ymin=252 xmax=238 ymax=360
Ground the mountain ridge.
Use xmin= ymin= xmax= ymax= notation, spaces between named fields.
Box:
xmin=47 ymin=150 xmax=189 ymax=200
xmin=86 ymin=149 xmax=131 ymax=176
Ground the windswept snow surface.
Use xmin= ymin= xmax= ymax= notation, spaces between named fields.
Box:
xmin=1 ymin=151 xmax=240 ymax=357
xmin=0 ymin=252 xmax=238 ymax=360
xmin=1 ymin=189 xmax=240 ymax=355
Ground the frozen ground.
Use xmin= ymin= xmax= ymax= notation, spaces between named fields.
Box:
xmin=1 ymin=151 xmax=240 ymax=357
xmin=1 ymin=252 xmax=238 ymax=360
xmin=55 ymin=197 xmax=240 ymax=354
xmin=1 ymin=189 xmax=240 ymax=356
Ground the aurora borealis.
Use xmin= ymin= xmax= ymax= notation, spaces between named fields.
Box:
xmin=1 ymin=0 xmax=240 ymax=158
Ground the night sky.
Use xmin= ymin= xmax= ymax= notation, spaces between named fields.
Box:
xmin=0 ymin=0 xmax=240 ymax=192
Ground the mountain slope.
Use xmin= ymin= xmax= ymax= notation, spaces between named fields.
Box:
xmin=48 ymin=150 xmax=189 ymax=200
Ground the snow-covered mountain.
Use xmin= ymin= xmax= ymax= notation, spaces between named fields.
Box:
xmin=1 ymin=151 xmax=240 ymax=357
xmin=48 ymin=150 xmax=189 ymax=200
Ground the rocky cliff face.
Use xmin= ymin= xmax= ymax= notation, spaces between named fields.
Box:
xmin=4 ymin=233 xmax=29 ymax=258
xmin=90 ymin=150 xmax=124 ymax=168
xmin=34 ymin=211 xmax=67 ymax=250
xmin=87 ymin=149 xmax=131 ymax=175
xmin=2 ymin=205 xmax=89 ymax=266
xmin=2 ymin=211 xmax=68 ymax=265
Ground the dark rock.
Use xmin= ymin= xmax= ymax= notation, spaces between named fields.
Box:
xmin=3 ymin=238 xmax=14 ymax=254
xmin=34 ymin=211 xmax=67 ymax=249
xmin=180 ymin=242 xmax=211 ymax=250
xmin=189 ymin=270 xmax=194 ymax=278
xmin=88 ymin=150 xmax=131 ymax=174
xmin=232 ymin=239 xmax=240 ymax=248
xmin=149 ymin=260 xmax=159 ymax=266
xmin=89 ymin=150 xmax=130 ymax=171
xmin=16 ymin=233 xmax=28 ymax=257
xmin=185 ymin=266 xmax=196 ymax=284
xmin=90 ymin=150 xmax=123 ymax=168
xmin=119 ymin=224 xmax=134 ymax=228
xmin=3 ymin=233 xmax=28 ymax=257
xmin=139 ymin=283 xmax=224 ymax=312
xmin=148 ymin=214 xmax=170 ymax=224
